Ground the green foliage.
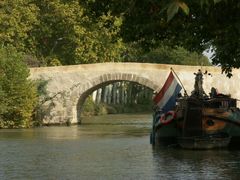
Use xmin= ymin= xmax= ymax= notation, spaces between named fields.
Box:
xmin=95 ymin=104 xmax=108 ymax=116
xmin=89 ymin=0 xmax=239 ymax=76
xmin=0 ymin=0 xmax=39 ymax=53
xmin=35 ymin=79 xmax=49 ymax=98
xmin=48 ymin=58 xmax=62 ymax=66
xmin=174 ymin=0 xmax=240 ymax=77
xmin=161 ymin=0 xmax=225 ymax=21
xmin=140 ymin=46 xmax=211 ymax=66
xmin=81 ymin=96 xmax=96 ymax=116
xmin=74 ymin=13 xmax=125 ymax=63
xmin=81 ymin=96 xmax=108 ymax=116
xmin=0 ymin=0 xmax=126 ymax=65
xmin=167 ymin=2 xmax=179 ymax=22
xmin=32 ymin=0 xmax=125 ymax=64
xmin=0 ymin=47 xmax=38 ymax=128
xmin=81 ymin=95 xmax=152 ymax=116
xmin=24 ymin=55 xmax=46 ymax=67
xmin=148 ymin=0 xmax=240 ymax=76
xmin=1 ymin=0 xmax=215 ymax=68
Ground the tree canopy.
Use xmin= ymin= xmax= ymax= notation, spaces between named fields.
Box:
xmin=163 ymin=0 xmax=240 ymax=77
xmin=0 ymin=0 xmax=39 ymax=53
xmin=0 ymin=0 xmax=126 ymax=65
xmin=139 ymin=45 xmax=210 ymax=66
xmin=118 ymin=0 xmax=239 ymax=76
xmin=0 ymin=0 xmax=212 ymax=67
xmin=84 ymin=0 xmax=239 ymax=76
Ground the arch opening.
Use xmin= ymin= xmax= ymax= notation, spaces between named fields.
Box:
xmin=76 ymin=80 xmax=155 ymax=124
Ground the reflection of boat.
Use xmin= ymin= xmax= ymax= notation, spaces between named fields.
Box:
xmin=178 ymin=133 xmax=231 ymax=149
xmin=150 ymin=69 xmax=240 ymax=149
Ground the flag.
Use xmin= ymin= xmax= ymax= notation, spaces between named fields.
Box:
xmin=153 ymin=71 xmax=182 ymax=113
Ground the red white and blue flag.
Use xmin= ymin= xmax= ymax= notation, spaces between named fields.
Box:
xmin=153 ymin=71 xmax=182 ymax=113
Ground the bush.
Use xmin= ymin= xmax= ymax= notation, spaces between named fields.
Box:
xmin=0 ymin=47 xmax=37 ymax=128
xmin=81 ymin=96 xmax=96 ymax=116
xmin=96 ymin=104 xmax=108 ymax=115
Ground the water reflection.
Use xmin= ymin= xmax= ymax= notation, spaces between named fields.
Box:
xmin=80 ymin=114 xmax=152 ymax=137
xmin=152 ymin=147 xmax=240 ymax=179
xmin=0 ymin=126 xmax=81 ymax=140
xmin=0 ymin=114 xmax=240 ymax=179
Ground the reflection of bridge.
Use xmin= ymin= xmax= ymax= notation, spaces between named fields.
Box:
xmin=30 ymin=63 xmax=240 ymax=125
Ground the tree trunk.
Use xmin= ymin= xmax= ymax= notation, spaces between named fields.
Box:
xmin=95 ymin=89 xmax=101 ymax=104
xmin=112 ymin=83 xmax=117 ymax=105
xmin=127 ymin=82 xmax=132 ymax=105
xmin=107 ymin=84 xmax=112 ymax=104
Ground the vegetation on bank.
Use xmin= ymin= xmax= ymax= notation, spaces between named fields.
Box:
xmin=82 ymin=103 xmax=153 ymax=116
xmin=81 ymin=96 xmax=153 ymax=117
xmin=0 ymin=47 xmax=37 ymax=128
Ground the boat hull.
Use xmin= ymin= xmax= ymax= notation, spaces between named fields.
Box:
xmin=178 ymin=134 xmax=231 ymax=149
xmin=153 ymin=122 xmax=180 ymax=146
xmin=151 ymin=105 xmax=240 ymax=149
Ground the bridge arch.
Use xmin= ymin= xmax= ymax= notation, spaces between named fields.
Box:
xmin=68 ymin=73 xmax=161 ymax=124
xmin=30 ymin=63 xmax=239 ymax=125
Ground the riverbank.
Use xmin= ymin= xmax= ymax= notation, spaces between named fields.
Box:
xmin=81 ymin=102 xmax=153 ymax=117
xmin=80 ymin=94 xmax=153 ymax=117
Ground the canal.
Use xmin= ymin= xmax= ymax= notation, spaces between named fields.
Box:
xmin=0 ymin=114 xmax=240 ymax=179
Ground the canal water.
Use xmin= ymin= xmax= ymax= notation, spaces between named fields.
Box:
xmin=0 ymin=114 xmax=240 ymax=179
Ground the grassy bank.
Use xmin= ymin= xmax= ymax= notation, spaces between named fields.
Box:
xmin=81 ymin=97 xmax=152 ymax=116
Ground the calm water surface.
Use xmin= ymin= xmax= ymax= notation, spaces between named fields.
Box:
xmin=0 ymin=114 xmax=240 ymax=180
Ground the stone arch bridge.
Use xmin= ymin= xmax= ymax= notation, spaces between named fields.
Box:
xmin=30 ymin=63 xmax=240 ymax=125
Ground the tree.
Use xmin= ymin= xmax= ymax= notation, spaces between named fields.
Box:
xmin=0 ymin=0 xmax=39 ymax=53
xmin=0 ymin=47 xmax=37 ymax=128
xmin=0 ymin=0 xmax=126 ymax=65
xmin=162 ymin=0 xmax=240 ymax=77
xmin=87 ymin=0 xmax=239 ymax=76
xmin=139 ymin=45 xmax=211 ymax=66
xmin=32 ymin=0 xmax=126 ymax=65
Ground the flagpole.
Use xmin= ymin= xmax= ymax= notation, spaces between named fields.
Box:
xmin=170 ymin=67 xmax=189 ymax=97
